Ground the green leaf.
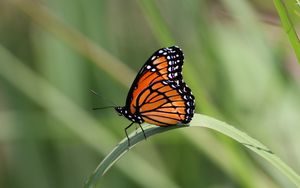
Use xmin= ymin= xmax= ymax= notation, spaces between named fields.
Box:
xmin=84 ymin=114 xmax=300 ymax=188
xmin=274 ymin=0 xmax=300 ymax=64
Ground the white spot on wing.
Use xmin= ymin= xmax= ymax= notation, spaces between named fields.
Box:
xmin=162 ymin=80 xmax=168 ymax=85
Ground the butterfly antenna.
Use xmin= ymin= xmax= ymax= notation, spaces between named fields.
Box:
xmin=89 ymin=89 xmax=117 ymax=106
xmin=92 ymin=106 xmax=115 ymax=110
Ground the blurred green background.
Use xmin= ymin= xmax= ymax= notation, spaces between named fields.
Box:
xmin=0 ymin=0 xmax=300 ymax=187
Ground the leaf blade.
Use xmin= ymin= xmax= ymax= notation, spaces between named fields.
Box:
xmin=274 ymin=0 xmax=300 ymax=63
xmin=85 ymin=114 xmax=300 ymax=188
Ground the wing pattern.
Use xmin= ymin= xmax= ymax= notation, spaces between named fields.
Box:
xmin=122 ymin=46 xmax=195 ymax=126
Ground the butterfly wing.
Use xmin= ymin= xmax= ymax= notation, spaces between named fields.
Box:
xmin=138 ymin=80 xmax=195 ymax=126
xmin=126 ymin=46 xmax=184 ymax=111
xmin=125 ymin=46 xmax=195 ymax=125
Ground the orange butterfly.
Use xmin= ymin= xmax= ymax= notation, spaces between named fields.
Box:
xmin=115 ymin=46 xmax=195 ymax=143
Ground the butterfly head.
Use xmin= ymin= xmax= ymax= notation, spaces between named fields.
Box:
xmin=114 ymin=106 xmax=125 ymax=116
xmin=115 ymin=106 xmax=144 ymax=124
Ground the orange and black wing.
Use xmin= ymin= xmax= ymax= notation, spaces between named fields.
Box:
xmin=138 ymin=79 xmax=195 ymax=126
xmin=126 ymin=46 xmax=184 ymax=112
xmin=125 ymin=46 xmax=195 ymax=125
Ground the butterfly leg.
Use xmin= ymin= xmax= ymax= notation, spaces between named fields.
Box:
xmin=138 ymin=124 xmax=147 ymax=140
xmin=125 ymin=122 xmax=134 ymax=147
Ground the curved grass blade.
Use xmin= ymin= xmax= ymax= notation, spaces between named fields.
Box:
xmin=84 ymin=124 xmax=187 ymax=188
xmin=85 ymin=114 xmax=300 ymax=188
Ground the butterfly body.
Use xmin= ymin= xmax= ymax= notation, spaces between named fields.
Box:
xmin=116 ymin=46 xmax=195 ymax=128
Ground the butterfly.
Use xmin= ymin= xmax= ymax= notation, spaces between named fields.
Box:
xmin=114 ymin=46 xmax=195 ymax=144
